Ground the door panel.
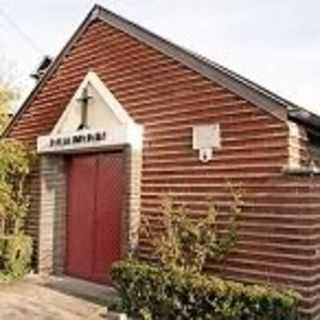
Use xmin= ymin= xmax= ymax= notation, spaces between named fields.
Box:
xmin=66 ymin=152 xmax=124 ymax=283
xmin=66 ymin=155 xmax=96 ymax=278
xmin=93 ymin=153 xmax=123 ymax=281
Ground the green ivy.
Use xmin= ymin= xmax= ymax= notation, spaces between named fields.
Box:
xmin=112 ymin=260 xmax=300 ymax=320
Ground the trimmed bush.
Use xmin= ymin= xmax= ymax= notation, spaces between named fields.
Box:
xmin=112 ymin=259 xmax=300 ymax=320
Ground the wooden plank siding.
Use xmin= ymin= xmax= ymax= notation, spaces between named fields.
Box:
xmin=6 ymin=19 xmax=320 ymax=319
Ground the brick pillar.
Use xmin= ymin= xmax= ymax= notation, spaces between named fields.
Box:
xmin=38 ymin=155 xmax=66 ymax=275
xmin=126 ymin=147 xmax=143 ymax=257
xmin=288 ymin=121 xmax=306 ymax=169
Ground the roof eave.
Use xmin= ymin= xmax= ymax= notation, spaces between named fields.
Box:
xmin=95 ymin=5 xmax=288 ymax=122
xmin=289 ymin=109 xmax=320 ymax=135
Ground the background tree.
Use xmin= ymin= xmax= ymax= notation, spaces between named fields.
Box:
xmin=0 ymin=81 xmax=13 ymax=131
xmin=0 ymin=58 xmax=22 ymax=132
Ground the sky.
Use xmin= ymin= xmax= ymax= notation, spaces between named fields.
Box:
xmin=0 ymin=0 xmax=319 ymax=114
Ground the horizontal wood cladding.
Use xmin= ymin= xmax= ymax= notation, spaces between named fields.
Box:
xmin=6 ymin=19 xmax=320 ymax=318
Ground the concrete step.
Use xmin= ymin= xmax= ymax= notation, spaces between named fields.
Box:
xmin=28 ymin=274 xmax=117 ymax=305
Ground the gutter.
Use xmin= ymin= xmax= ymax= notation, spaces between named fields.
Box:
xmin=289 ymin=108 xmax=320 ymax=133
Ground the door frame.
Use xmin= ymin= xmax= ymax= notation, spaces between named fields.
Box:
xmin=38 ymin=144 xmax=142 ymax=277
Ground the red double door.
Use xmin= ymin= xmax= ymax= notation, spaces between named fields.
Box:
xmin=65 ymin=152 xmax=124 ymax=284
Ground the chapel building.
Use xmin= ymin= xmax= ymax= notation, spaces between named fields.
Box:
xmin=4 ymin=5 xmax=320 ymax=319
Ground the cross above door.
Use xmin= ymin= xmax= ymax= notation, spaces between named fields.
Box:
xmin=77 ymin=85 xmax=93 ymax=130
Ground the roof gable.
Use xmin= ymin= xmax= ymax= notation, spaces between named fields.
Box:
xmin=53 ymin=71 xmax=135 ymax=135
xmin=5 ymin=4 xmax=319 ymax=137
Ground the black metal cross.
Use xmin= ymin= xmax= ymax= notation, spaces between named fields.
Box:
xmin=77 ymin=86 xmax=93 ymax=130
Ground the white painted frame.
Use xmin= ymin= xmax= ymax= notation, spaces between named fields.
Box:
xmin=37 ymin=71 xmax=143 ymax=154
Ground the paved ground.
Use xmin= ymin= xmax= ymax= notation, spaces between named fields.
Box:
xmin=0 ymin=276 xmax=114 ymax=320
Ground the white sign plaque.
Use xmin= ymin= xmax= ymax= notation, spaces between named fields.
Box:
xmin=192 ymin=124 xmax=221 ymax=162
xmin=37 ymin=126 xmax=143 ymax=154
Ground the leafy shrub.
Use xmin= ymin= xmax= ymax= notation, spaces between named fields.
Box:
xmin=141 ymin=191 xmax=242 ymax=273
xmin=0 ymin=137 xmax=33 ymax=281
xmin=0 ymin=138 xmax=32 ymax=235
xmin=0 ymin=233 xmax=32 ymax=280
xmin=112 ymin=259 xmax=300 ymax=320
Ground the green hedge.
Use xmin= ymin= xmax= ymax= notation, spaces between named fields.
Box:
xmin=112 ymin=260 xmax=300 ymax=320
